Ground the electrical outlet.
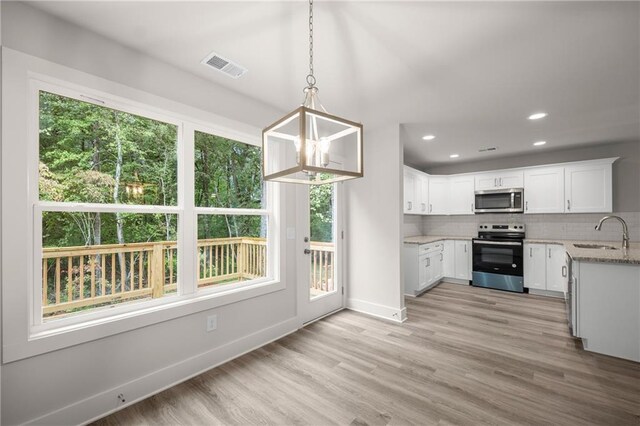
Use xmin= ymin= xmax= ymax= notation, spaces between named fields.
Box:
xmin=117 ymin=393 xmax=126 ymax=405
xmin=206 ymin=314 xmax=217 ymax=332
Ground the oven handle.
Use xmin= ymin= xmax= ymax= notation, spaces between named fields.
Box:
xmin=473 ymin=240 xmax=522 ymax=246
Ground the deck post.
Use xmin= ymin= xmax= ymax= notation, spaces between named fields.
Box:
xmin=151 ymin=244 xmax=164 ymax=298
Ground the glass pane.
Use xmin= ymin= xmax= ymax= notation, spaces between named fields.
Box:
xmin=194 ymin=131 xmax=264 ymax=209
xmin=41 ymin=212 xmax=178 ymax=321
xmin=197 ymin=215 xmax=268 ymax=289
xmin=39 ymin=91 xmax=178 ymax=205
xmin=475 ymin=193 xmax=511 ymax=209
xmin=309 ymin=184 xmax=336 ymax=299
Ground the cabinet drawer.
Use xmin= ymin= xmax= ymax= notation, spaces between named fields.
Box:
xmin=419 ymin=242 xmax=443 ymax=255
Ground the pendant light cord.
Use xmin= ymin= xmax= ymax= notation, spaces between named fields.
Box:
xmin=306 ymin=0 xmax=316 ymax=89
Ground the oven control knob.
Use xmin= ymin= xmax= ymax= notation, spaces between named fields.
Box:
xmin=512 ymin=264 xmax=517 ymax=268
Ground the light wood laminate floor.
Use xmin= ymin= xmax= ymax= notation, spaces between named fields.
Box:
xmin=94 ymin=283 xmax=640 ymax=425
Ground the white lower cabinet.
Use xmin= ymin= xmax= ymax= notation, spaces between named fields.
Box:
xmin=404 ymin=242 xmax=444 ymax=296
xmin=404 ymin=239 xmax=470 ymax=296
xmin=443 ymin=240 xmax=456 ymax=278
xmin=453 ymin=240 xmax=472 ymax=280
xmin=524 ymin=243 xmax=568 ymax=293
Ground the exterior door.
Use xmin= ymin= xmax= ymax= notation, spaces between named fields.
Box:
xmin=297 ymin=183 xmax=343 ymax=324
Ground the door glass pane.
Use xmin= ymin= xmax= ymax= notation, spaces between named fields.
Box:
xmin=309 ymin=183 xmax=336 ymax=299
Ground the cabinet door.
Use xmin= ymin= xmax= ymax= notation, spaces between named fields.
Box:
xmin=418 ymin=255 xmax=429 ymax=290
xmin=418 ymin=174 xmax=430 ymax=214
xmin=498 ymin=171 xmax=524 ymax=189
xmin=443 ymin=240 xmax=455 ymax=278
xmin=475 ymin=173 xmax=499 ymax=190
xmin=432 ymin=251 xmax=444 ymax=282
xmin=454 ymin=240 xmax=471 ymax=280
xmin=546 ymin=245 xmax=567 ymax=293
xmin=524 ymin=244 xmax=546 ymax=289
xmin=564 ymin=163 xmax=612 ymax=213
xmin=403 ymin=168 xmax=418 ymax=214
xmin=524 ymin=167 xmax=565 ymax=214
xmin=448 ymin=176 xmax=475 ymax=215
xmin=428 ymin=178 xmax=450 ymax=215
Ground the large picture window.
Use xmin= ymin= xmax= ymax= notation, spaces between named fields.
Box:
xmin=33 ymin=84 xmax=275 ymax=330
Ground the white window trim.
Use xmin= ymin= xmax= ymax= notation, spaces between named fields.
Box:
xmin=2 ymin=56 xmax=283 ymax=362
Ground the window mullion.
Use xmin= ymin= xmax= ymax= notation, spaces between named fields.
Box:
xmin=181 ymin=124 xmax=197 ymax=295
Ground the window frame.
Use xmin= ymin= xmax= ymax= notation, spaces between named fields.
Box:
xmin=4 ymin=70 xmax=283 ymax=360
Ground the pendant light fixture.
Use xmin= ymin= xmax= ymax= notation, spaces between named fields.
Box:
xmin=262 ymin=0 xmax=363 ymax=184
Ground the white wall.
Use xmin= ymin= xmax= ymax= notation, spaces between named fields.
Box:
xmin=345 ymin=124 xmax=406 ymax=322
xmin=0 ymin=4 xmax=301 ymax=425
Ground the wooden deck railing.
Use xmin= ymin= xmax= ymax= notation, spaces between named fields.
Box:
xmin=42 ymin=238 xmax=334 ymax=317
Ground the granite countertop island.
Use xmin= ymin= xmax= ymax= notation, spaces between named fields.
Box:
xmin=404 ymin=235 xmax=640 ymax=265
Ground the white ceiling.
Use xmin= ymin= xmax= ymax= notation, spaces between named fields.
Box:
xmin=27 ymin=1 xmax=640 ymax=169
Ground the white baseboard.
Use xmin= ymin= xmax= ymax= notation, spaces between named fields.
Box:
xmin=528 ymin=288 xmax=565 ymax=299
xmin=346 ymin=298 xmax=406 ymax=323
xmin=26 ymin=317 xmax=300 ymax=426
xmin=441 ymin=277 xmax=471 ymax=286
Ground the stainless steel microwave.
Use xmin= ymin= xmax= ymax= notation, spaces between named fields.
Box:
xmin=474 ymin=188 xmax=524 ymax=213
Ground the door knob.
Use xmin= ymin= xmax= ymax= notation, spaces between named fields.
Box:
xmin=304 ymin=249 xmax=311 ymax=254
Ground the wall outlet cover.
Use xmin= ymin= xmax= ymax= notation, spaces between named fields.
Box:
xmin=206 ymin=315 xmax=217 ymax=332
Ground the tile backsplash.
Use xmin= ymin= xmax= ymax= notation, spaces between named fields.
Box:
xmin=405 ymin=212 xmax=640 ymax=242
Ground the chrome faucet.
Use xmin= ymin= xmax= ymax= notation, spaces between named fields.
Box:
xmin=595 ymin=215 xmax=630 ymax=250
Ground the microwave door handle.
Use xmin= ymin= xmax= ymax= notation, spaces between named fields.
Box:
xmin=510 ymin=192 xmax=515 ymax=209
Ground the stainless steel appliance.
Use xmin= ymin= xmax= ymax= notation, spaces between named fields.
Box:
xmin=472 ymin=223 xmax=525 ymax=292
xmin=474 ymin=188 xmax=524 ymax=213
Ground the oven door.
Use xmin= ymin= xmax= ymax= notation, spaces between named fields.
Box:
xmin=472 ymin=239 xmax=523 ymax=276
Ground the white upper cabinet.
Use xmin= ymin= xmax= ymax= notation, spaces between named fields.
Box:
xmin=417 ymin=173 xmax=430 ymax=214
xmin=448 ymin=176 xmax=475 ymax=215
xmin=428 ymin=177 xmax=450 ymax=215
xmin=564 ymin=161 xmax=613 ymax=213
xmin=524 ymin=167 xmax=565 ymax=214
xmin=403 ymin=168 xmax=418 ymax=214
xmin=475 ymin=170 xmax=524 ymax=191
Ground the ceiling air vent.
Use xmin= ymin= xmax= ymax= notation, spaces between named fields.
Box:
xmin=478 ymin=147 xmax=498 ymax=152
xmin=201 ymin=52 xmax=247 ymax=79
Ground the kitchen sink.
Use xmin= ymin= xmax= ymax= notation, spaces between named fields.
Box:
xmin=573 ymin=243 xmax=618 ymax=250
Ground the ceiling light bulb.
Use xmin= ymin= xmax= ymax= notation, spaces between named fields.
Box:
xmin=533 ymin=141 xmax=547 ymax=146
xmin=528 ymin=112 xmax=548 ymax=120
xmin=449 ymin=154 xmax=459 ymax=158
xmin=422 ymin=135 xmax=436 ymax=141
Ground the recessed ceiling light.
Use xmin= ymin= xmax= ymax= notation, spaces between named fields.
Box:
xmin=422 ymin=135 xmax=436 ymax=141
xmin=533 ymin=141 xmax=547 ymax=146
xmin=528 ymin=112 xmax=548 ymax=120
xmin=449 ymin=154 xmax=459 ymax=158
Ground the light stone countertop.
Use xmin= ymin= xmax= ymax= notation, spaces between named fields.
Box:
xmin=403 ymin=235 xmax=473 ymax=245
xmin=404 ymin=235 xmax=640 ymax=265
xmin=525 ymin=239 xmax=640 ymax=265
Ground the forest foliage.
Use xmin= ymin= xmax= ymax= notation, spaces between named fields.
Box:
xmin=39 ymin=91 xmax=334 ymax=248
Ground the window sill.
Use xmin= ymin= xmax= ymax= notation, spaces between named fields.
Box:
xmin=4 ymin=278 xmax=285 ymax=363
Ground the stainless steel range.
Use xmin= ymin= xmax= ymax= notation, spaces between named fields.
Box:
xmin=472 ymin=223 xmax=525 ymax=293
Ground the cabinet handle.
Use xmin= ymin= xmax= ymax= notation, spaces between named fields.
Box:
xmin=525 ymin=201 xmax=528 ymax=211
xmin=427 ymin=258 xmax=430 ymax=267
xmin=562 ymin=265 xmax=567 ymax=277
xmin=471 ymin=203 xmax=474 ymax=212
xmin=494 ymin=178 xmax=498 ymax=187
xmin=530 ymin=247 xmax=532 ymax=257
xmin=500 ymin=178 xmax=503 ymax=186
xmin=567 ymin=200 xmax=570 ymax=211
xmin=408 ymin=201 xmax=412 ymax=210
xmin=549 ymin=248 xmax=551 ymax=259
xmin=464 ymin=244 xmax=467 ymax=253
xmin=429 ymin=204 xmax=433 ymax=213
